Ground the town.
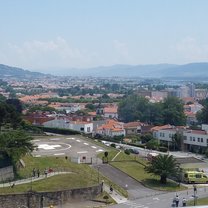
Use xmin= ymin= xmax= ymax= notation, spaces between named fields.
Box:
xmin=0 ymin=71 xmax=208 ymax=207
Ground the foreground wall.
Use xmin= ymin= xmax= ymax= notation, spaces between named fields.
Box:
xmin=0 ymin=184 xmax=102 ymax=208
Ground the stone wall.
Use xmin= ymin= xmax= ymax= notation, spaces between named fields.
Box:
xmin=0 ymin=184 xmax=102 ymax=208
xmin=0 ymin=166 xmax=14 ymax=182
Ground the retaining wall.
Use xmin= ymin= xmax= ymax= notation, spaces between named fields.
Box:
xmin=0 ymin=184 xmax=102 ymax=208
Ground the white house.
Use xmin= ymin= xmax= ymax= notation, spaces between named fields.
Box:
xmin=69 ymin=121 xmax=93 ymax=134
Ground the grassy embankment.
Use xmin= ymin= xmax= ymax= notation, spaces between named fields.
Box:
xmin=188 ymin=197 xmax=208 ymax=206
xmin=98 ymin=149 xmax=186 ymax=192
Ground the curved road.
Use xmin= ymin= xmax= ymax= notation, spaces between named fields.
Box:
xmin=94 ymin=163 xmax=164 ymax=200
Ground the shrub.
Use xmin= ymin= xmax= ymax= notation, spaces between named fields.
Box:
xmin=110 ymin=143 xmax=116 ymax=148
xmin=158 ymin=146 xmax=168 ymax=152
xmin=124 ymin=149 xmax=131 ymax=155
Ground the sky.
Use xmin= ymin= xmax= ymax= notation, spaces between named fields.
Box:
xmin=0 ymin=0 xmax=208 ymax=74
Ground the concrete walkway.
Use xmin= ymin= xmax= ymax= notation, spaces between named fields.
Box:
xmin=0 ymin=172 xmax=71 ymax=188
xmin=103 ymin=183 xmax=128 ymax=204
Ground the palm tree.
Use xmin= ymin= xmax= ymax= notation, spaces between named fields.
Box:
xmin=145 ymin=154 xmax=180 ymax=184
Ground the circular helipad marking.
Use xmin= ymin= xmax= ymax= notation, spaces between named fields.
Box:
xmin=35 ymin=142 xmax=71 ymax=152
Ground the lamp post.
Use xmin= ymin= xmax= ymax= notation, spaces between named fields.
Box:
xmin=97 ymin=166 xmax=100 ymax=183
xmin=30 ymin=174 xmax=33 ymax=191
xmin=193 ymin=185 xmax=197 ymax=206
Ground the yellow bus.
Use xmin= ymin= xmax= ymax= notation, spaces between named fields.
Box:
xmin=183 ymin=171 xmax=208 ymax=184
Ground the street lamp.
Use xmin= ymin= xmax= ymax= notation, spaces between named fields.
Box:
xmin=193 ymin=185 xmax=197 ymax=206
xmin=97 ymin=166 xmax=100 ymax=183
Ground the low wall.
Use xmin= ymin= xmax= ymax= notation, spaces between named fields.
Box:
xmin=0 ymin=184 xmax=102 ymax=208
xmin=0 ymin=166 xmax=14 ymax=182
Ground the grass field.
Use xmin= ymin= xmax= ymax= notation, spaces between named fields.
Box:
xmin=0 ymin=155 xmax=128 ymax=197
xmin=188 ymin=197 xmax=208 ymax=206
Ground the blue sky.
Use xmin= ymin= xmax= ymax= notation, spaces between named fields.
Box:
xmin=0 ymin=0 xmax=208 ymax=74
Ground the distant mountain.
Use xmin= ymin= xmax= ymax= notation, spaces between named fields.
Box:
xmin=1 ymin=62 xmax=208 ymax=80
xmin=0 ymin=64 xmax=45 ymax=78
xmin=59 ymin=63 xmax=208 ymax=79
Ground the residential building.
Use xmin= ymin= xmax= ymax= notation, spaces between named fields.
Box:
xmin=96 ymin=119 xmax=125 ymax=137
xmin=124 ymin=121 xmax=146 ymax=136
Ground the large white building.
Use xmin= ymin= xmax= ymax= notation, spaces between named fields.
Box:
xmin=152 ymin=124 xmax=208 ymax=152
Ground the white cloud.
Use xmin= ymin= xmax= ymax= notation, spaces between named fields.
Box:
xmin=112 ymin=40 xmax=137 ymax=65
xmin=0 ymin=37 xmax=98 ymax=70
xmin=173 ymin=37 xmax=208 ymax=62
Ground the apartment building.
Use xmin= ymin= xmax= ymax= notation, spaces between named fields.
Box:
xmin=152 ymin=124 xmax=208 ymax=152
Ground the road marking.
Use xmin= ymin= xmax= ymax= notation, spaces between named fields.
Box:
xmin=50 ymin=138 xmax=61 ymax=141
xmin=76 ymin=140 xmax=81 ymax=142
xmin=77 ymin=151 xmax=88 ymax=154
xmin=54 ymin=153 xmax=65 ymax=156
xmin=153 ymin=197 xmax=159 ymax=200
xmin=66 ymin=137 xmax=74 ymax=140
xmin=84 ymin=143 xmax=89 ymax=145
xmin=38 ymin=144 xmax=62 ymax=150
xmin=96 ymin=149 xmax=104 ymax=152
xmin=33 ymin=139 xmax=40 ymax=142
xmin=91 ymin=146 xmax=97 ymax=149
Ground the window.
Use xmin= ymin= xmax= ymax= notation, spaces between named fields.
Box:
xmin=198 ymin=138 xmax=200 ymax=142
xmin=80 ymin=127 xmax=84 ymax=131
xmin=207 ymin=139 xmax=208 ymax=144
xmin=190 ymin=136 xmax=192 ymax=141
xmin=201 ymin=138 xmax=203 ymax=143
xmin=162 ymin=133 xmax=165 ymax=137
xmin=87 ymin=127 xmax=91 ymax=132
xmin=193 ymin=137 xmax=195 ymax=141
xmin=160 ymin=132 xmax=162 ymax=137
xmin=169 ymin=134 xmax=172 ymax=138
xmin=195 ymin=174 xmax=202 ymax=178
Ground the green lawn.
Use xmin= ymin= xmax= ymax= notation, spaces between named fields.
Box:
xmin=0 ymin=155 xmax=128 ymax=198
xmin=188 ymin=197 xmax=208 ymax=206
xmin=0 ymin=155 xmax=99 ymax=194
xmin=111 ymin=161 xmax=186 ymax=191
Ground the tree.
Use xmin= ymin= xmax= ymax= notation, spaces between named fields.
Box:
xmin=172 ymin=133 xmax=183 ymax=151
xmin=6 ymin=99 xmax=23 ymax=113
xmin=145 ymin=154 xmax=180 ymax=184
xmin=146 ymin=138 xmax=159 ymax=150
xmin=162 ymin=96 xmax=186 ymax=126
xmin=0 ymin=131 xmax=35 ymax=164
xmin=118 ymin=95 xmax=149 ymax=122
xmin=196 ymin=98 xmax=208 ymax=124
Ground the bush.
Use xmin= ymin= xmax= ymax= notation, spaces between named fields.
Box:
xmin=110 ymin=143 xmax=116 ymax=148
xmin=158 ymin=146 xmax=168 ymax=152
xmin=124 ymin=149 xmax=131 ymax=155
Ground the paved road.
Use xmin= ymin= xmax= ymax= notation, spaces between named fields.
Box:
xmin=110 ymin=187 xmax=208 ymax=208
xmin=94 ymin=164 xmax=164 ymax=200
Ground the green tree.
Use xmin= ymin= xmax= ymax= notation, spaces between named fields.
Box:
xmin=6 ymin=99 xmax=23 ymax=113
xmin=162 ymin=96 xmax=186 ymax=126
xmin=118 ymin=95 xmax=149 ymax=122
xmin=172 ymin=133 xmax=183 ymax=151
xmin=0 ymin=131 xmax=35 ymax=164
xmin=146 ymin=138 xmax=159 ymax=150
xmin=196 ymin=98 xmax=208 ymax=124
xmin=145 ymin=154 xmax=180 ymax=184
